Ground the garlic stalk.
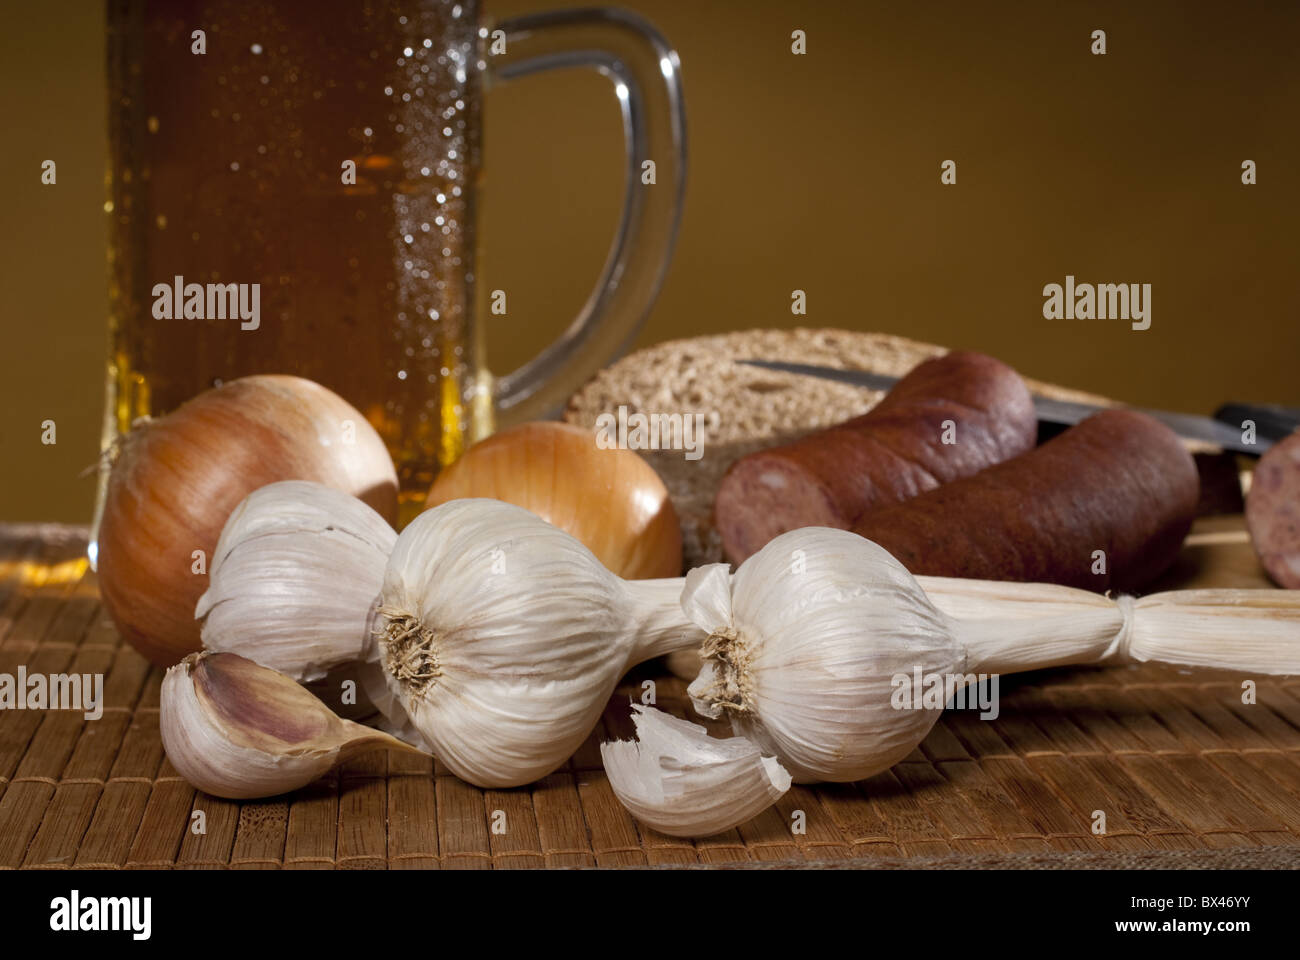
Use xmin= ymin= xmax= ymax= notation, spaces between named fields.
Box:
xmin=918 ymin=576 xmax=1300 ymax=677
xmin=196 ymin=481 xmax=395 ymax=682
xmin=161 ymin=651 xmax=426 ymax=799
xmin=600 ymin=705 xmax=792 ymax=837
xmin=375 ymin=498 xmax=705 ymax=788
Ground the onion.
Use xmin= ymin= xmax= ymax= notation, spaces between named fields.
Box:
xmin=424 ymin=421 xmax=682 ymax=579
xmin=96 ymin=375 xmax=398 ymax=667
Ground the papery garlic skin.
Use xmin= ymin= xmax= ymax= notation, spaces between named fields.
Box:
xmin=196 ymin=481 xmax=396 ymax=683
xmin=686 ymin=528 xmax=963 ymax=784
xmin=377 ymin=499 xmax=698 ymax=788
xmin=601 ymin=705 xmax=791 ymax=837
xmin=160 ymin=652 xmax=423 ymax=799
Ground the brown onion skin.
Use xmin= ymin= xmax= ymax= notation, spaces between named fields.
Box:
xmin=424 ymin=421 xmax=683 ymax=579
xmin=97 ymin=375 xmax=398 ymax=667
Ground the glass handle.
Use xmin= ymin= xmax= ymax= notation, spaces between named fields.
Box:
xmin=484 ymin=8 xmax=687 ymax=425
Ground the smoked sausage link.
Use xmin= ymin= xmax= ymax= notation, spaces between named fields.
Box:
xmin=852 ymin=409 xmax=1199 ymax=592
xmin=715 ymin=351 xmax=1037 ymax=565
xmin=1245 ymin=429 xmax=1300 ymax=588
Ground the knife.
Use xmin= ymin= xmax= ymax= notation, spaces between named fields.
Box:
xmin=740 ymin=359 xmax=1287 ymax=455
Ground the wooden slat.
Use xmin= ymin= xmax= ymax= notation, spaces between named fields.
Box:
xmin=175 ymin=794 xmax=239 ymax=868
xmin=283 ymin=779 xmax=339 ymax=869
xmin=483 ymin=787 xmax=544 ymax=869
xmin=125 ymin=780 xmax=194 ymax=868
xmin=24 ymin=783 xmax=101 ymax=868
xmin=387 ymin=775 xmax=439 ymax=869
xmin=0 ymin=781 xmax=54 ymax=867
xmin=229 ymin=799 xmax=289 ymax=869
xmin=435 ymin=775 xmax=492 ymax=869
xmin=75 ymin=782 xmax=152 ymax=868
xmin=575 ymin=771 xmax=649 ymax=868
xmin=532 ymin=773 xmax=596 ymax=868
xmin=336 ymin=776 xmax=389 ymax=870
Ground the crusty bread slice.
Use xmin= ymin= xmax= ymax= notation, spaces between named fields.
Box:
xmin=563 ymin=328 xmax=1118 ymax=570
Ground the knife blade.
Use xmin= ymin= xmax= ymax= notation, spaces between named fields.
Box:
xmin=740 ymin=359 xmax=1271 ymax=455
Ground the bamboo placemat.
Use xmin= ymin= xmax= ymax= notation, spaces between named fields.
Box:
xmin=2 ymin=521 xmax=1299 ymax=869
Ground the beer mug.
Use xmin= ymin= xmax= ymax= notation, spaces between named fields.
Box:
xmin=102 ymin=0 xmax=685 ymax=526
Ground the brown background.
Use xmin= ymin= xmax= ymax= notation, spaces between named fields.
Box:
xmin=2 ymin=0 xmax=1298 ymax=523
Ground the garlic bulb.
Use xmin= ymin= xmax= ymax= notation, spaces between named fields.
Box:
xmin=97 ymin=375 xmax=398 ymax=667
xmin=684 ymin=529 xmax=963 ymax=783
xmin=425 ymin=421 xmax=683 ymax=579
xmin=197 ymin=481 xmax=396 ymax=682
xmin=601 ymin=705 xmax=791 ymax=837
xmin=375 ymin=498 xmax=704 ymax=787
xmin=682 ymin=528 xmax=1300 ymax=790
xmin=161 ymin=652 xmax=425 ymax=799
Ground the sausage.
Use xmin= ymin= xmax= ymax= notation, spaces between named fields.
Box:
xmin=1245 ymin=430 xmax=1300 ymax=588
xmin=715 ymin=351 xmax=1037 ymax=565
xmin=852 ymin=409 xmax=1199 ymax=592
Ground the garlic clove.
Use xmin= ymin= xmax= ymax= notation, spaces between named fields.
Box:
xmin=601 ymin=705 xmax=791 ymax=837
xmin=161 ymin=651 xmax=425 ymax=799
xmin=197 ymin=481 xmax=396 ymax=683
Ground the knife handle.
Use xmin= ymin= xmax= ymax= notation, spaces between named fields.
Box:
xmin=1213 ymin=403 xmax=1300 ymax=445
